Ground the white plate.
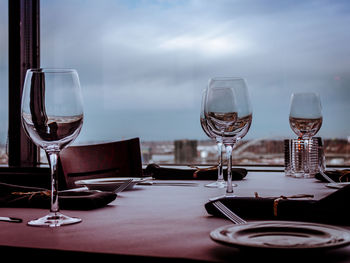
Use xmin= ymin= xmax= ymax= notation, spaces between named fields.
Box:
xmin=326 ymin=182 xmax=350 ymax=189
xmin=75 ymin=177 xmax=151 ymax=192
xmin=210 ymin=221 xmax=350 ymax=250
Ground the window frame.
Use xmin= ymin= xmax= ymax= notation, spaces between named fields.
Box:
xmin=2 ymin=0 xmax=348 ymax=175
xmin=3 ymin=0 xmax=275 ymax=178
xmin=8 ymin=0 xmax=40 ymax=167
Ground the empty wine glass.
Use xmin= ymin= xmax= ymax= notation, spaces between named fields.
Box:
xmin=204 ymin=77 xmax=252 ymax=196
xmin=289 ymin=92 xmax=322 ymax=178
xmin=289 ymin=92 xmax=322 ymax=139
xmin=200 ymin=88 xmax=225 ymax=188
xmin=21 ymin=68 xmax=84 ymax=227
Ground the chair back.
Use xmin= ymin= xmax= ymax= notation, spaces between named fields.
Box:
xmin=59 ymin=138 xmax=143 ymax=189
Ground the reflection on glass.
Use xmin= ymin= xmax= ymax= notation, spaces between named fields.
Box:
xmin=289 ymin=92 xmax=322 ymax=139
xmin=21 ymin=68 xmax=84 ymax=227
xmin=205 ymin=77 xmax=252 ymax=196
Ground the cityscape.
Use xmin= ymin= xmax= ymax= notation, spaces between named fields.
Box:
xmin=141 ymin=138 xmax=350 ymax=166
xmin=1 ymin=138 xmax=349 ymax=167
xmin=142 ymin=138 xmax=350 ymax=166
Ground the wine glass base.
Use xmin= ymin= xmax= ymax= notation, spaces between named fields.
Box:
xmin=27 ymin=212 xmax=82 ymax=227
xmin=205 ymin=181 xmax=237 ymax=188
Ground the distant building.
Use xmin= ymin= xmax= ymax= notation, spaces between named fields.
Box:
xmin=174 ymin=140 xmax=197 ymax=163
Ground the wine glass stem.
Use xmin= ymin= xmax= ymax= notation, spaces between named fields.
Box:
xmin=304 ymin=138 xmax=312 ymax=175
xmin=47 ymin=151 xmax=60 ymax=214
xmin=217 ymin=141 xmax=224 ymax=181
xmin=225 ymin=144 xmax=234 ymax=195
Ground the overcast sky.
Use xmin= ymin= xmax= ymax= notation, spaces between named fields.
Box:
xmin=1 ymin=0 xmax=350 ymax=144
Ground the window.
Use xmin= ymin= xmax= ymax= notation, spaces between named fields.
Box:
xmin=0 ymin=0 xmax=8 ymax=165
xmin=9 ymin=0 xmax=350 ymax=167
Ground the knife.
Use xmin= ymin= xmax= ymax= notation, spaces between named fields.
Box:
xmin=138 ymin=181 xmax=199 ymax=186
xmin=0 ymin=217 xmax=23 ymax=223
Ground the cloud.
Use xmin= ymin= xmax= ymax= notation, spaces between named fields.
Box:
xmin=2 ymin=0 xmax=349 ymax=143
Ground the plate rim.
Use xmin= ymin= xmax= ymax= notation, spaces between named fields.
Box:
xmin=210 ymin=220 xmax=350 ymax=250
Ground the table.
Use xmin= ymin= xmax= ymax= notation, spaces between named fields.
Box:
xmin=1 ymin=171 xmax=350 ymax=262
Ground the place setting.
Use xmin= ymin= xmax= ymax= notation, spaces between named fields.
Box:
xmin=206 ymin=181 xmax=350 ymax=251
xmin=7 ymin=68 xmax=125 ymax=226
xmin=202 ymin=79 xmax=350 ymax=252
xmin=0 ymin=68 xmax=153 ymax=226
xmin=13 ymin=68 xmax=165 ymax=227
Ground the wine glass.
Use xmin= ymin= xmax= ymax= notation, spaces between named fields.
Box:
xmin=200 ymin=88 xmax=225 ymax=188
xmin=289 ymin=92 xmax=322 ymax=177
xmin=21 ymin=68 xmax=84 ymax=227
xmin=289 ymin=92 xmax=322 ymax=139
xmin=204 ymin=77 xmax=252 ymax=196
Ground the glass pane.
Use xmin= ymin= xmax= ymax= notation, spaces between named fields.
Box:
xmin=0 ymin=1 xmax=8 ymax=165
xmin=41 ymin=0 xmax=350 ymax=166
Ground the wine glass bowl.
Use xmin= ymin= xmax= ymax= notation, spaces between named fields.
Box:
xmin=204 ymin=77 xmax=252 ymax=195
xmin=289 ymin=92 xmax=322 ymax=139
xmin=21 ymin=68 xmax=84 ymax=227
xmin=21 ymin=114 xmax=83 ymax=151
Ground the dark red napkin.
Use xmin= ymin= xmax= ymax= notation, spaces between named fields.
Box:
xmin=315 ymin=169 xmax=350 ymax=183
xmin=205 ymin=184 xmax=350 ymax=225
xmin=0 ymin=182 xmax=116 ymax=210
xmin=144 ymin=163 xmax=247 ymax=180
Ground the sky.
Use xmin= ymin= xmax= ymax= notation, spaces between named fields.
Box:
xmin=1 ymin=0 xmax=350 ymax=145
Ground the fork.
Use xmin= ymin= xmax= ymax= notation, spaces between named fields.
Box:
xmin=114 ymin=179 xmax=133 ymax=193
xmin=319 ymin=169 xmax=336 ymax=183
xmin=212 ymin=200 xmax=247 ymax=224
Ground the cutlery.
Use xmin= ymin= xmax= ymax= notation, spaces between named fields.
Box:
xmin=319 ymin=170 xmax=336 ymax=184
xmin=138 ymin=181 xmax=199 ymax=187
xmin=59 ymin=187 xmax=89 ymax=193
xmin=113 ymin=179 xmax=133 ymax=193
xmin=61 ymin=179 xmax=133 ymax=194
xmin=0 ymin=216 xmax=23 ymax=223
xmin=211 ymin=200 xmax=246 ymax=224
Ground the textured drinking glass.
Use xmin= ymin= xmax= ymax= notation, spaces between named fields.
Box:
xmin=288 ymin=92 xmax=323 ymax=178
xmin=284 ymin=137 xmax=324 ymax=178
xmin=204 ymin=77 xmax=252 ymax=196
xmin=21 ymin=68 xmax=84 ymax=227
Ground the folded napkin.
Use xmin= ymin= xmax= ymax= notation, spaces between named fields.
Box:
xmin=315 ymin=169 xmax=350 ymax=183
xmin=144 ymin=163 xmax=247 ymax=180
xmin=0 ymin=182 xmax=116 ymax=210
xmin=205 ymin=184 xmax=350 ymax=225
